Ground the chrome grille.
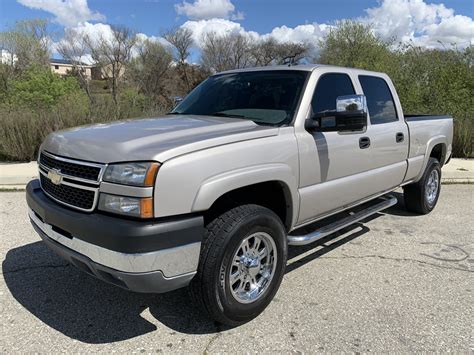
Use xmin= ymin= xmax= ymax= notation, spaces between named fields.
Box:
xmin=38 ymin=151 xmax=104 ymax=212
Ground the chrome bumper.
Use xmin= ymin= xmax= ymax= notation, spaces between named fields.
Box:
xmin=28 ymin=208 xmax=201 ymax=293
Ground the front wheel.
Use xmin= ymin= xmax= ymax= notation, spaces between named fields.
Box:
xmin=403 ymin=157 xmax=441 ymax=214
xmin=190 ymin=204 xmax=287 ymax=326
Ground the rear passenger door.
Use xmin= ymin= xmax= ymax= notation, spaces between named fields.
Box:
xmin=358 ymin=75 xmax=409 ymax=186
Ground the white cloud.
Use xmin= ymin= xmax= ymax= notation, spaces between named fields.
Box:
xmin=181 ymin=19 xmax=329 ymax=47
xmin=181 ymin=18 xmax=258 ymax=44
xmin=262 ymin=24 xmax=330 ymax=44
xmin=175 ymin=0 xmax=244 ymax=20
xmin=17 ymin=0 xmax=105 ymax=27
xmin=181 ymin=0 xmax=472 ymax=52
xmin=363 ymin=0 xmax=474 ymax=48
xmin=71 ymin=22 xmax=114 ymax=45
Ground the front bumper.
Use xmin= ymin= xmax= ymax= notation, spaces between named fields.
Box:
xmin=26 ymin=179 xmax=204 ymax=293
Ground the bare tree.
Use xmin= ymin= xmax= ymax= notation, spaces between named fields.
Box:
xmin=56 ymin=28 xmax=94 ymax=103
xmin=201 ymin=32 xmax=252 ymax=72
xmin=85 ymin=25 xmax=137 ymax=106
xmin=251 ymin=37 xmax=281 ymax=66
xmin=128 ymin=39 xmax=173 ymax=101
xmin=164 ymin=27 xmax=193 ymax=90
xmin=275 ymin=42 xmax=310 ymax=65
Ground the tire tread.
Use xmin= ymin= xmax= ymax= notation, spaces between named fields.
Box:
xmin=190 ymin=204 xmax=285 ymax=325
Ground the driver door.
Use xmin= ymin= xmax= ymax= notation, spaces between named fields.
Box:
xmin=297 ymin=71 xmax=375 ymax=224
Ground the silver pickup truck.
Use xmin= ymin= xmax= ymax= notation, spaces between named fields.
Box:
xmin=26 ymin=65 xmax=453 ymax=325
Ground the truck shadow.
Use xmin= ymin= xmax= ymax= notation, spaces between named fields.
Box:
xmin=381 ymin=191 xmax=419 ymax=217
xmin=3 ymin=201 xmax=405 ymax=342
xmin=2 ymin=241 xmax=222 ymax=343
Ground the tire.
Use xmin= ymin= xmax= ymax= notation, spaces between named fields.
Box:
xmin=190 ymin=204 xmax=287 ymax=326
xmin=403 ymin=157 xmax=441 ymax=214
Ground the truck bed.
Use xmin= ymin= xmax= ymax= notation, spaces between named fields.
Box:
xmin=403 ymin=114 xmax=453 ymax=182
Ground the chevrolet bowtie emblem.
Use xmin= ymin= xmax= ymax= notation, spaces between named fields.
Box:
xmin=47 ymin=169 xmax=62 ymax=185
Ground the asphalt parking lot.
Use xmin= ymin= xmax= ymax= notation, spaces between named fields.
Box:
xmin=1 ymin=185 xmax=472 ymax=352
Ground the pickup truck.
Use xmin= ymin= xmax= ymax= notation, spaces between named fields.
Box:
xmin=26 ymin=64 xmax=453 ymax=326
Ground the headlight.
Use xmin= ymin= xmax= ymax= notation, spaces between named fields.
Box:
xmin=103 ymin=162 xmax=160 ymax=186
xmin=98 ymin=194 xmax=153 ymax=218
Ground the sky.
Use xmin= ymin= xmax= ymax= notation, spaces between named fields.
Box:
xmin=1 ymin=0 xmax=473 ymax=60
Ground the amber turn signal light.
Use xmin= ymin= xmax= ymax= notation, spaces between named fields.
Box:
xmin=140 ymin=197 xmax=154 ymax=218
xmin=144 ymin=163 xmax=160 ymax=187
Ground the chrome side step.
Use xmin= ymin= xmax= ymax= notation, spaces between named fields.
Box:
xmin=287 ymin=195 xmax=398 ymax=246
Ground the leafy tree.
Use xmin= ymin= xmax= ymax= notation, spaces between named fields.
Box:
xmin=0 ymin=19 xmax=50 ymax=71
xmin=394 ymin=45 xmax=473 ymax=157
xmin=318 ymin=20 xmax=395 ymax=72
xmin=0 ymin=19 xmax=51 ymax=96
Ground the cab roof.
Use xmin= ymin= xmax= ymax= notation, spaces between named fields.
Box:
xmin=217 ymin=64 xmax=386 ymax=77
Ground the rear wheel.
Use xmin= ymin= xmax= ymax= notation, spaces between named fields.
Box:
xmin=403 ymin=157 xmax=441 ymax=214
xmin=190 ymin=204 xmax=287 ymax=326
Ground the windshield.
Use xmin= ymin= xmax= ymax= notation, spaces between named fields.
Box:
xmin=171 ymin=70 xmax=308 ymax=126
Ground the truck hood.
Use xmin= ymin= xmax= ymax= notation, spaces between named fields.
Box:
xmin=41 ymin=115 xmax=279 ymax=163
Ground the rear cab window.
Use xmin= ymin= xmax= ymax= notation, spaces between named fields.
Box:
xmin=359 ymin=75 xmax=398 ymax=124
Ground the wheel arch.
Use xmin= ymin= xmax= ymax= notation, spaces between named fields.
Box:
xmin=192 ymin=164 xmax=298 ymax=231
xmin=415 ymin=136 xmax=447 ymax=182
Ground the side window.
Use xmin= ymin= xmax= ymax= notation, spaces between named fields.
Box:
xmin=311 ymin=73 xmax=355 ymax=114
xmin=359 ymin=75 xmax=398 ymax=124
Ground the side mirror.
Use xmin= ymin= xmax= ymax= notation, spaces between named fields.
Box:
xmin=173 ymin=96 xmax=183 ymax=107
xmin=306 ymin=94 xmax=368 ymax=132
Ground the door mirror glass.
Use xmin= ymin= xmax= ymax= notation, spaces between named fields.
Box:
xmin=307 ymin=94 xmax=368 ymax=132
xmin=336 ymin=94 xmax=367 ymax=114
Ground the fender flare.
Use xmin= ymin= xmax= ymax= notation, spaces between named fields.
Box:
xmin=191 ymin=163 xmax=299 ymax=227
xmin=415 ymin=135 xmax=447 ymax=182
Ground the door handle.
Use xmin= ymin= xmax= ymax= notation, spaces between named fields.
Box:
xmin=359 ymin=137 xmax=371 ymax=149
xmin=396 ymin=132 xmax=404 ymax=143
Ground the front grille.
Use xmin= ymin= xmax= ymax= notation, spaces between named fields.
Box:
xmin=40 ymin=152 xmax=101 ymax=181
xmin=40 ymin=174 xmax=95 ymax=210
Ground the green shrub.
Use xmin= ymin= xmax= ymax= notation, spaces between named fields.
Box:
xmin=5 ymin=66 xmax=80 ymax=109
xmin=453 ymin=118 xmax=473 ymax=158
xmin=0 ymin=91 xmax=89 ymax=161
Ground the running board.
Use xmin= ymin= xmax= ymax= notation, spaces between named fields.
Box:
xmin=287 ymin=195 xmax=398 ymax=246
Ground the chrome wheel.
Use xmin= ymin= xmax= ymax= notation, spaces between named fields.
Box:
xmin=228 ymin=232 xmax=277 ymax=304
xmin=425 ymin=169 xmax=439 ymax=205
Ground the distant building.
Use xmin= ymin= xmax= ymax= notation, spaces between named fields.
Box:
xmin=91 ymin=63 xmax=126 ymax=80
xmin=50 ymin=58 xmax=93 ymax=80
xmin=1 ymin=49 xmax=18 ymax=65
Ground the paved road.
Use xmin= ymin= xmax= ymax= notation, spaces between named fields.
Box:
xmin=1 ymin=186 xmax=473 ymax=352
